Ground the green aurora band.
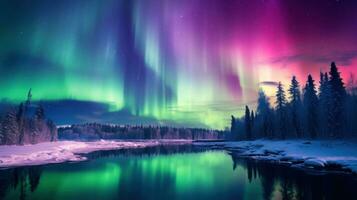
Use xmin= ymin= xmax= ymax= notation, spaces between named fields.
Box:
xmin=2 ymin=0 xmax=357 ymax=128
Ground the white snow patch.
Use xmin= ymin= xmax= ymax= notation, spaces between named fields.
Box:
xmin=0 ymin=140 xmax=191 ymax=168
xmin=195 ymin=139 xmax=357 ymax=173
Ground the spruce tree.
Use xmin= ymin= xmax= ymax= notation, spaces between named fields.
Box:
xmin=0 ymin=116 xmax=3 ymax=144
xmin=17 ymin=103 xmax=25 ymax=144
xmin=35 ymin=105 xmax=45 ymax=121
xmin=303 ymin=75 xmax=318 ymax=138
xmin=2 ymin=109 xmax=20 ymax=145
xmin=257 ymin=90 xmax=273 ymax=138
xmin=245 ymin=105 xmax=252 ymax=140
xmin=288 ymin=76 xmax=302 ymax=138
xmin=328 ymin=62 xmax=346 ymax=137
xmin=250 ymin=110 xmax=255 ymax=129
xmin=230 ymin=115 xmax=236 ymax=139
xmin=318 ymin=72 xmax=329 ymax=137
xmin=275 ymin=82 xmax=288 ymax=139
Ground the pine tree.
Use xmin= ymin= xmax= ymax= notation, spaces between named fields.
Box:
xmin=303 ymin=75 xmax=318 ymax=138
xmin=0 ymin=116 xmax=3 ymax=144
xmin=230 ymin=115 xmax=236 ymax=139
xmin=288 ymin=76 xmax=302 ymax=138
xmin=257 ymin=90 xmax=273 ymax=138
xmin=26 ymin=88 xmax=32 ymax=108
xmin=32 ymin=104 xmax=46 ymax=142
xmin=35 ymin=105 xmax=45 ymax=121
xmin=275 ymin=82 xmax=288 ymax=139
xmin=318 ymin=72 xmax=329 ymax=137
xmin=250 ymin=110 xmax=255 ymax=129
xmin=2 ymin=109 xmax=20 ymax=145
xmin=328 ymin=62 xmax=346 ymax=137
xmin=245 ymin=105 xmax=252 ymax=140
xmin=17 ymin=103 xmax=25 ymax=144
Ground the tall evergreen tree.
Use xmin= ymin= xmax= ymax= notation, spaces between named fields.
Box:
xmin=328 ymin=62 xmax=346 ymax=137
xmin=0 ymin=116 xmax=3 ymax=144
xmin=250 ymin=110 xmax=255 ymax=129
xmin=345 ymin=74 xmax=357 ymax=137
xmin=288 ymin=76 xmax=302 ymax=138
xmin=245 ymin=105 xmax=252 ymax=140
xmin=303 ymin=75 xmax=318 ymax=138
xmin=26 ymin=89 xmax=32 ymax=107
xmin=230 ymin=115 xmax=237 ymax=139
xmin=256 ymin=90 xmax=273 ymax=138
xmin=275 ymin=82 xmax=288 ymax=139
xmin=35 ymin=105 xmax=45 ymax=121
xmin=2 ymin=109 xmax=20 ymax=145
xmin=17 ymin=103 xmax=25 ymax=144
xmin=318 ymin=72 xmax=329 ymax=137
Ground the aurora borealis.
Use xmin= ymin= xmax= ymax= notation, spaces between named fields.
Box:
xmin=1 ymin=0 xmax=357 ymax=129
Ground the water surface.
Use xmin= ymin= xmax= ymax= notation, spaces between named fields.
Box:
xmin=0 ymin=145 xmax=356 ymax=200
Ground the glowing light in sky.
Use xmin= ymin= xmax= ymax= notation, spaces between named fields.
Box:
xmin=1 ymin=0 xmax=357 ymax=128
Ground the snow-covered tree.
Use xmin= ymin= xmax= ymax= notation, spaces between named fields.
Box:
xmin=2 ymin=109 xmax=20 ymax=145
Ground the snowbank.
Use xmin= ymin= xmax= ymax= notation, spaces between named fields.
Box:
xmin=194 ymin=139 xmax=357 ymax=174
xmin=0 ymin=140 xmax=191 ymax=168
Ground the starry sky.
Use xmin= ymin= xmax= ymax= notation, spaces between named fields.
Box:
xmin=0 ymin=0 xmax=357 ymax=129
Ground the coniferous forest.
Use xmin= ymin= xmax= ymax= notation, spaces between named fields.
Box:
xmin=0 ymin=90 xmax=57 ymax=145
xmin=231 ymin=62 xmax=357 ymax=140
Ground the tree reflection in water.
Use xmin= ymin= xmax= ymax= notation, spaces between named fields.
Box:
xmin=231 ymin=155 xmax=357 ymax=200
xmin=0 ymin=166 xmax=43 ymax=200
xmin=1 ymin=146 xmax=357 ymax=200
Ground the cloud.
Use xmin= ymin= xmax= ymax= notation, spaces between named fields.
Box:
xmin=259 ymin=81 xmax=280 ymax=87
xmin=262 ymin=51 xmax=357 ymax=67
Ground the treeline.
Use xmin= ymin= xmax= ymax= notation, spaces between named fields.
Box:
xmin=231 ymin=62 xmax=357 ymax=140
xmin=58 ymin=123 xmax=225 ymax=140
xmin=0 ymin=90 xmax=57 ymax=145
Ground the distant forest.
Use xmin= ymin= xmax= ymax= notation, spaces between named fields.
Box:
xmin=58 ymin=124 xmax=225 ymax=140
xmin=231 ymin=62 xmax=357 ymax=140
xmin=0 ymin=90 xmax=57 ymax=145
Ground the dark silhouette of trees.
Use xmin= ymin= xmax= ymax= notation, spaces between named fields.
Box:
xmin=2 ymin=109 xmax=20 ymax=145
xmin=275 ymin=82 xmax=288 ymax=139
xmin=345 ymin=74 xmax=357 ymax=137
xmin=288 ymin=76 xmax=302 ymax=138
xmin=231 ymin=115 xmax=237 ymax=137
xmin=17 ymin=103 xmax=25 ymax=144
xmin=327 ymin=62 xmax=346 ymax=137
xmin=303 ymin=75 xmax=319 ymax=138
xmin=318 ymin=72 xmax=329 ymax=137
xmin=58 ymin=123 xmax=225 ymax=140
xmin=245 ymin=106 xmax=252 ymax=140
xmin=35 ymin=104 xmax=45 ymax=121
xmin=250 ymin=110 xmax=255 ymax=130
xmin=230 ymin=61 xmax=354 ymax=140
xmin=0 ymin=90 xmax=57 ymax=145
xmin=256 ymin=90 xmax=273 ymax=138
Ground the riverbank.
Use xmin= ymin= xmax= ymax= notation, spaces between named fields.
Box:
xmin=0 ymin=140 xmax=192 ymax=168
xmin=194 ymin=139 xmax=357 ymax=174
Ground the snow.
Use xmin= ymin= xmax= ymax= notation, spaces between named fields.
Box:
xmin=0 ymin=140 xmax=192 ymax=168
xmin=2 ymin=139 xmax=357 ymax=174
xmin=194 ymin=139 xmax=357 ymax=174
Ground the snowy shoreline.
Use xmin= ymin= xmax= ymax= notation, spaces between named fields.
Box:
xmin=2 ymin=139 xmax=357 ymax=175
xmin=0 ymin=140 xmax=192 ymax=168
xmin=194 ymin=139 xmax=357 ymax=174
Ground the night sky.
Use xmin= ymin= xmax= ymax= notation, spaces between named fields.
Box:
xmin=1 ymin=0 xmax=357 ymax=129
